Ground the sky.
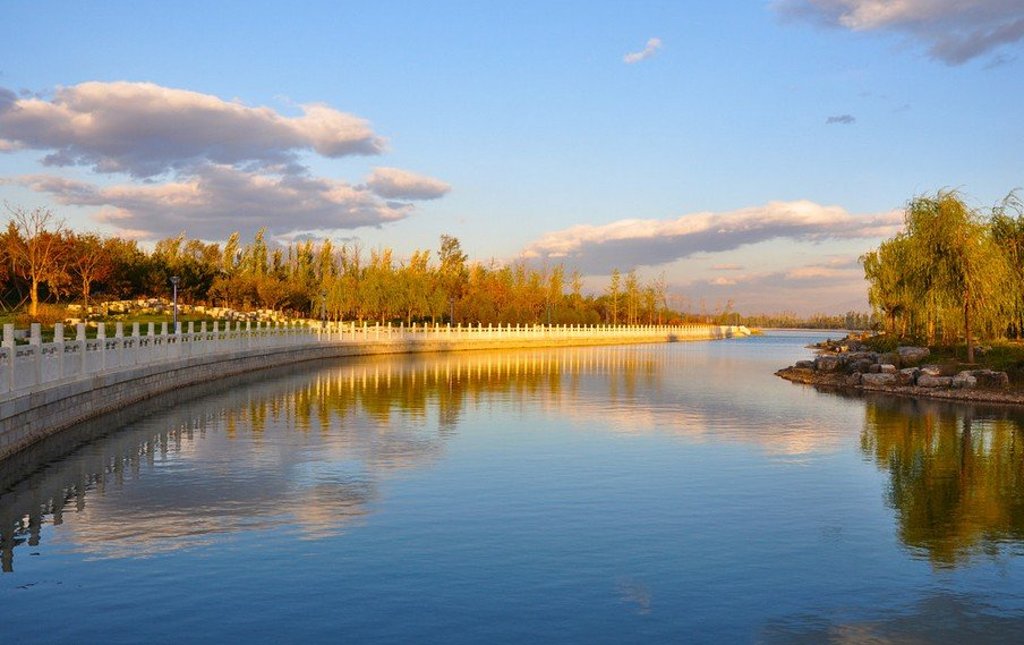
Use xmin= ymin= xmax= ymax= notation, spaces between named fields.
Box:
xmin=1 ymin=0 xmax=1022 ymax=316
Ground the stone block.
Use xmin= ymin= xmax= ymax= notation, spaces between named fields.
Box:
xmin=898 ymin=346 xmax=931 ymax=365
xmin=878 ymin=352 xmax=900 ymax=368
xmin=917 ymin=375 xmax=953 ymax=388
xmin=952 ymin=371 xmax=977 ymax=389
xmin=880 ymin=364 xmax=897 ymax=374
xmin=815 ymin=355 xmax=843 ymax=372
xmin=861 ymin=373 xmax=897 ymax=387
xmin=973 ymin=370 xmax=1010 ymax=389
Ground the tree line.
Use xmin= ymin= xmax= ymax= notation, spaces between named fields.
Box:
xmin=2 ymin=205 xmax=678 ymax=326
xmin=861 ymin=189 xmax=1024 ymax=361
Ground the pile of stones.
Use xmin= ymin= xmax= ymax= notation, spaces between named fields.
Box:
xmin=791 ymin=345 xmax=1009 ymax=390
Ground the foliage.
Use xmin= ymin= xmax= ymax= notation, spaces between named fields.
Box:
xmin=0 ymin=208 xmax=680 ymax=325
xmin=861 ymin=189 xmax=1017 ymax=357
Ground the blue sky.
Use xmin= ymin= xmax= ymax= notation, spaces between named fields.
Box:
xmin=2 ymin=1 xmax=1022 ymax=315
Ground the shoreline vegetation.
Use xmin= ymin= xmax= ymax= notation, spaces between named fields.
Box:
xmin=780 ymin=188 xmax=1024 ymax=408
xmin=776 ymin=331 xmax=1024 ymax=407
xmin=2 ymin=205 xmax=866 ymax=333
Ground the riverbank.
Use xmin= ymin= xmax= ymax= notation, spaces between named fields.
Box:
xmin=776 ymin=334 xmax=1024 ymax=406
xmin=776 ymin=365 xmax=1024 ymax=406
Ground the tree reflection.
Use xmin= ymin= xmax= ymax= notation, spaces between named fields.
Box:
xmin=861 ymin=395 xmax=1024 ymax=567
xmin=0 ymin=347 xmax=665 ymax=572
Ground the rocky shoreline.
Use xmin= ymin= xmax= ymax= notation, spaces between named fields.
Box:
xmin=776 ymin=342 xmax=1024 ymax=406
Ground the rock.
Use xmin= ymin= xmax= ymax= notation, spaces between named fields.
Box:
xmin=794 ymin=360 xmax=815 ymax=369
xmin=972 ymin=370 xmax=1010 ymax=389
xmin=868 ymin=364 xmax=882 ymax=374
xmin=898 ymin=346 xmax=930 ymax=365
xmin=952 ymin=371 xmax=978 ymax=389
xmin=815 ymin=355 xmax=843 ymax=372
xmin=877 ymin=352 xmax=900 ymax=368
xmin=862 ymin=373 xmax=898 ymax=387
xmin=897 ymin=368 xmax=919 ymax=386
xmin=880 ymin=364 xmax=897 ymax=374
xmin=848 ymin=351 xmax=879 ymax=362
xmin=845 ymin=373 xmax=863 ymax=386
xmin=917 ymin=375 xmax=953 ymax=388
xmin=848 ymin=358 xmax=875 ymax=374
xmin=919 ymin=364 xmax=943 ymax=377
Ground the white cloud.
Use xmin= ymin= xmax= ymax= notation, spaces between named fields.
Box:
xmin=0 ymin=81 xmax=452 ymax=240
xmin=680 ymin=259 xmax=870 ymax=315
xmin=10 ymin=165 xmax=413 ymax=240
xmin=366 ymin=167 xmax=451 ymax=200
xmin=522 ymin=200 xmax=901 ymax=273
xmin=624 ymin=37 xmax=663 ymax=64
xmin=775 ymin=0 xmax=1024 ymax=64
xmin=0 ymin=81 xmax=386 ymax=178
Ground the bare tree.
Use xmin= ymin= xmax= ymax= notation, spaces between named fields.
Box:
xmin=5 ymin=205 xmax=69 ymax=317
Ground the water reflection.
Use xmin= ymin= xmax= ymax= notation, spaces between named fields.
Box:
xmin=1 ymin=343 xmax=835 ymax=572
xmin=761 ymin=591 xmax=1024 ymax=643
xmin=861 ymin=395 xmax=1024 ymax=567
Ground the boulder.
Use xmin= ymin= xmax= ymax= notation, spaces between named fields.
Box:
xmin=794 ymin=360 xmax=815 ymax=369
xmin=972 ymin=370 xmax=1010 ymax=389
xmin=868 ymin=364 xmax=882 ymax=374
xmin=848 ymin=358 xmax=875 ymax=374
xmin=815 ymin=355 xmax=843 ymax=372
xmin=878 ymin=352 xmax=900 ymax=368
xmin=848 ymin=351 xmax=879 ymax=362
xmin=919 ymin=364 xmax=943 ymax=377
xmin=845 ymin=373 xmax=863 ymax=386
xmin=862 ymin=373 xmax=898 ymax=387
xmin=952 ymin=371 xmax=977 ymax=389
xmin=898 ymin=346 xmax=931 ymax=365
xmin=897 ymin=368 xmax=919 ymax=386
xmin=917 ymin=375 xmax=953 ymax=388
xmin=879 ymin=364 xmax=897 ymax=374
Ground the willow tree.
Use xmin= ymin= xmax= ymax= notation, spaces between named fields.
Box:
xmin=904 ymin=191 xmax=1008 ymax=362
xmin=991 ymin=191 xmax=1024 ymax=338
xmin=861 ymin=234 xmax=917 ymax=336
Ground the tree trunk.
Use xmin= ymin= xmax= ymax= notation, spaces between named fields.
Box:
xmin=30 ymin=278 xmax=39 ymax=318
xmin=964 ymin=296 xmax=974 ymax=363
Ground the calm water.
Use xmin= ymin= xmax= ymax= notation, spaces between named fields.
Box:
xmin=4 ymin=331 xmax=1024 ymax=643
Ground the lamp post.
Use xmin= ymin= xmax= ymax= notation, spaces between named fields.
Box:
xmin=170 ymin=276 xmax=180 ymax=329
xmin=320 ymin=290 xmax=327 ymax=328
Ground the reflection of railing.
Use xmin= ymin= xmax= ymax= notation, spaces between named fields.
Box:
xmin=0 ymin=321 xmax=749 ymax=399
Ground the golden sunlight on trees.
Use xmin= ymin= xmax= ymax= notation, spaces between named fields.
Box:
xmin=861 ymin=189 xmax=1018 ymax=358
xmin=0 ymin=207 xmax=680 ymax=325
xmin=4 ymin=205 xmax=69 ymax=318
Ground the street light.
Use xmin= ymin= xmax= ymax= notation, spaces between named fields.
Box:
xmin=320 ymin=290 xmax=327 ymax=328
xmin=170 ymin=276 xmax=180 ymax=329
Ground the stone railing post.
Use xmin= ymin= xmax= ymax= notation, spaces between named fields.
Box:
xmin=2 ymin=323 xmax=14 ymax=392
xmin=115 ymin=322 xmax=124 ymax=369
xmin=97 ymin=322 xmax=107 ymax=371
xmin=54 ymin=322 xmax=65 ymax=379
xmin=131 ymin=323 xmax=141 ymax=365
xmin=29 ymin=323 xmax=42 ymax=386
xmin=77 ymin=323 xmax=87 ymax=376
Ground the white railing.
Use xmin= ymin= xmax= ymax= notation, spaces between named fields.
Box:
xmin=0 ymin=320 xmax=749 ymax=400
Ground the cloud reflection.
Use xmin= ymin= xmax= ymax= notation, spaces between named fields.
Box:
xmin=2 ymin=344 xmax=840 ymax=571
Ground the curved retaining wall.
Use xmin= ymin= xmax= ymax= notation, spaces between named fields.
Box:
xmin=0 ymin=325 xmax=748 ymax=462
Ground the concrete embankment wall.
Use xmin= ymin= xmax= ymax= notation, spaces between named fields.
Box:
xmin=0 ymin=327 xmax=746 ymax=462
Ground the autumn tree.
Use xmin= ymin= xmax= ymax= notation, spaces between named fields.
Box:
xmin=5 ymin=205 xmax=69 ymax=317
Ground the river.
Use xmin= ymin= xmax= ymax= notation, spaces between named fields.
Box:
xmin=2 ymin=331 xmax=1024 ymax=643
